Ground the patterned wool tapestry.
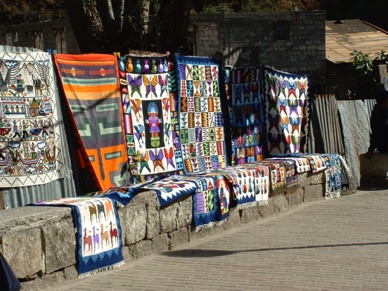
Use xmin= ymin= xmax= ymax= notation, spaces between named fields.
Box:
xmin=0 ymin=51 xmax=65 ymax=187
xmin=54 ymin=54 xmax=129 ymax=190
xmin=234 ymin=163 xmax=270 ymax=202
xmin=118 ymin=53 xmax=182 ymax=181
xmin=261 ymin=158 xmax=298 ymax=188
xmin=264 ymin=67 xmax=310 ymax=156
xmin=184 ymin=174 xmax=230 ymax=230
xmin=266 ymin=157 xmax=311 ymax=173
xmin=305 ymin=154 xmax=327 ymax=174
xmin=224 ymin=66 xmax=266 ymax=165
xmin=34 ymin=197 xmax=124 ymax=277
xmin=175 ymin=56 xmax=227 ymax=173
xmin=140 ymin=175 xmax=200 ymax=207
xmin=322 ymin=154 xmax=342 ymax=199
xmin=212 ymin=165 xmax=269 ymax=206
xmin=255 ymin=160 xmax=287 ymax=192
xmin=87 ymin=176 xmax=164 ymax=206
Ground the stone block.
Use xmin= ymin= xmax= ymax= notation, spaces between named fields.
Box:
xmin=64 ymin=265 xmax=78 ymax=280
xmin=144 ymin=192 xmax=160 ymax=240
xmin=258 ymin=199 xmax=275 ymax=218
xmin=168 ymin=227 xmax=189 ymax=249
xmin=222 ymin=208 xmax=241 ymax=231
xmin=1 ymin=227 xmax=42 ymax=278
xmin=43 ymin=216 xmax=76 ymax=274
xmin=128 ymin=240 xmax=153 ymax=259
xmin=287 ymin=188 xmax=304 ymax=207
xmin=177 ymin=196 xmax=193 ymax=229
xmin=304 ymin=184 xmax=324 ymax=202
xmin=121 ymin=203 xmax=147 ymax=245
xmin=121 ymin=246 xmax=131 ymax=262
xmin=309 ymin=172 xmax=324 ymax=185
xmin=272 ymin=195 xmax=288 ymax=213
xmin=240 ymin=205 xmax=260 ymax=224
xmin=159 ymin=203 xmax=178 ymax=233
xmin=298 ymin=172 xmax=310 ymax=187
xmin=151 ymin=233 xmax=169 ymax=253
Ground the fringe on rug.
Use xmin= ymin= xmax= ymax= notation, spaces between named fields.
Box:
xmin=78 ymin=261 xmax=125 ymax=279
xmin=194 ymin=219 xmax=227 ymax=232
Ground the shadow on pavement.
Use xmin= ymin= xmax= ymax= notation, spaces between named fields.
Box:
xmin=162 ymin=241 xmax=388 ymax=257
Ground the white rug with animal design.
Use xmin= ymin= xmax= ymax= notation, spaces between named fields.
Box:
xmin=34 ymin=196 xmax=124 ymax=277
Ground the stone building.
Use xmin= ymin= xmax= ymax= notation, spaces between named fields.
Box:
xmin=0 ymin=18 xmax=80 ymax=54
xmin=188 ymin=11 xmax=326 ymax=85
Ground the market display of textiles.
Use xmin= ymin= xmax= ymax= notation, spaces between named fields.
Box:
xmin=264 ymin=67 xmax=310 ymax=156
xmin=0 ymin=51 xmax=66 ymax=187
xmin=33 ymin=197 xmax=124 ymax=278
xmin=54 ymin=54 xmax=129 ymax=190
xmin=0 ymin=47 xmax=357 ymax=278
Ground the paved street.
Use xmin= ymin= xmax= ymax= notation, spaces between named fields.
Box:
xmin=46 ymin=189 xmax=388 ymax=291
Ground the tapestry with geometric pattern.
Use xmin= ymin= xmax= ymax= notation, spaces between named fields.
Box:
xmin=0 ymin=51 xmax=65 ymax=187
xmin=264 ymin=67 xmax=309 ymax=156
xmin=175 ymin=56 xmax=227 ymax=173
xmin=54 ymin=54 xmax=129 ymax=190
xmin=223 ymin=66 xmax=266 ymax=165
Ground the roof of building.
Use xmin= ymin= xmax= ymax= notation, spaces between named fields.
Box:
xmin=326 ymin=19 xmax=388 ymax=64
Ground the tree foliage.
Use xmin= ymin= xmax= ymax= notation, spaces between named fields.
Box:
xmin=349 ymin=50 xmax=388 ymax=98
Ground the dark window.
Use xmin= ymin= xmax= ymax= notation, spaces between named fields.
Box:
xmin=274 ymin=21 xmax=290 ymax=41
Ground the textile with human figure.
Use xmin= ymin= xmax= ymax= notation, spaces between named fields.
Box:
xmin=0 ymin=51 xmax=65 ymax=187
xmin=54 ymin=54 xmax=129 ymax=190
xmin=223 ymin=66 xmax=266 ymax=165
xmin=175 ymin=56 xmax=227 ymax=173
xmin=118 ymin=54 xmax=181 ymax=181
xmin=264 ymin=67 xmax=309 ymax=155
xmin=34 ymin=197 xmax=124 ymax=277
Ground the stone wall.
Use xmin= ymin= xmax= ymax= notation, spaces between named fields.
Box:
xmin=190 ymin=11 xmax=326 ymax=83
xmin=0 ymin=171 xmax=355 ymax=290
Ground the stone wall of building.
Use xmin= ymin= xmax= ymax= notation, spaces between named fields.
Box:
xmin=0 ymin=171 xmax=355 ymax=290
xmin=190 ymin=11 xmax=326 ymax=83
xmin=0 ymin=18 xmax=80 ymax=54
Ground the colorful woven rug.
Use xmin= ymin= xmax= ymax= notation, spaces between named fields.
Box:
xmin=264 ymin=67 xmax=310 ymax=155
xmin=266 ymin=157 xmax=310 ymax=173
xmin=140 ymin=175 xmax=200 ymax=207
xmin=34 ymin=197 xmax=124 ymax=277
xmin=305 ymin=154 xmax=327 ymax=173
xmin=255 ymin=160 xmax=287 ymax=193
xmin=184 ymin=174 xmax=230 ymax=230
xmin=261 ymin=158 xmax=299 ymax=188
xmin=0 ymin=51 xmax=65 ymax=187
xmin=54 ymin=54 xmax=129 ymax=190
xmin=212 ymin=165 xmax=269 ymax=206
xmin=175 ymin=56 xmax=227 ymax=173
xmin=118 ymin=53 xmax=182 ymax=181
xmin=223 ymin=66 xmax=266 ymax=165
xmin=322 ymin=154 xmax=342 ymax=199
xmin=87 ymin=176 xmax=164 ymax=206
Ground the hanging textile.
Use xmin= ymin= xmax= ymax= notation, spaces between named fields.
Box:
xmin=175 ymin=56 xmax=227 ymax=173
xmin=224 ymin=66 xmax=266 ymax=165
xmin=54 ymin=54 xmax=129 ymax=190
xmin=118 ymin=53 xmax=183 ymax=182
xmin=264 ymin=67 xmax=310 ymax=156
xmin=0 ymin=51 xmax=66 ymax=187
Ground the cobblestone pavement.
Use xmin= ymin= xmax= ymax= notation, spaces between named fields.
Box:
xmin=46 ymin=189 xmax=388 ymax=291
